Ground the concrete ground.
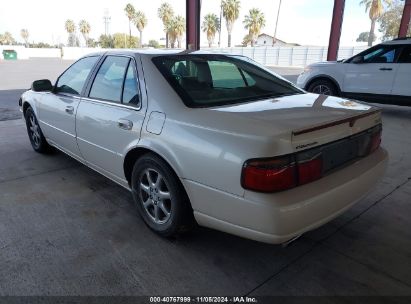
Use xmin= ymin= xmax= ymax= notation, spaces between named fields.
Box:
xmin=0 ymin=59 xmax=410 ymax=297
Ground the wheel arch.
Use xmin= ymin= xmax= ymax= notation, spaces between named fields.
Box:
xmin=305 ymin=75 xmax=342 ymax=96
xmin=123 ymin=145 xmax=183 ymax=188
xmin=22 ymin=100 xmax=37 ymax=118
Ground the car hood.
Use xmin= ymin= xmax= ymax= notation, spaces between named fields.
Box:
xmin=309 ymin=61 xmax=340 ymax=68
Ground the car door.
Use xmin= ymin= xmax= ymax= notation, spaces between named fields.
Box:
xmin=38 ymin=56 xmax=100 ymax=158
xmin=392 ymin=45 xmax=411 ymax=97
xmin=76 ymin=55 xmax=146 ymax=184
xmin=343 ymin=45 xmax=400 ymax=95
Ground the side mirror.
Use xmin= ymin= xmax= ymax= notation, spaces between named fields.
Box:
xmin=31 ymin=79 xmax=53 ymax=92
xmin=351 ymin=56 xmax=364 ymax=64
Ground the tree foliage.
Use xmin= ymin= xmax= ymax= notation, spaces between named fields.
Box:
xmin=378 ymin=0 xmax=411 ymax=41
xmin=202 ymin=13 xmax=220 ymax=47
xmin=356 ymin=31 xmax=376 ymax=42
xmin=148 ymin=40 xmax=161 ymax=48
xmin=243 ymin=8 xmax=265 ymax=47
xmin=79 ymin=20 xmax=91 ymax=47
xmin=133 ymin=11 xmax=148 ymax=47
xmin=20 ymin=29 xmax=29 ymax=47
xmin=0 ymin=32 xmax=16 ymax=45
xmin=158 ymin=2 xmax=174 ymax=48
xmin=124 ymin=3 xmax=136 ymax=45
xmin=222 ymin=0 xmax=241 ymax=47
xmin=168 ymin=15 xmax=185 ymax=48
xmin=65 ymin=19 xmax=78 ymax=47
xmin=359 ymin=0 xmax=392 ymax=46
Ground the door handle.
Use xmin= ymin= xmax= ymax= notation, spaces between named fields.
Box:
xmin=117 ymin=119 xmax=133 ymax=130
xmin=379 ymin=68 xmax=393 ymax=71
xmin=65 ymin=106 xmax=74 ymax=114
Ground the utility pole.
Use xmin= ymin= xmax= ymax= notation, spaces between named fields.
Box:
xmin=273 ymin=0 xmax=282 ymax=46
xmin=103 ymin=8 xmax=111 ymax=36
xmin=218 ymin=0 xmax=223 ymax=47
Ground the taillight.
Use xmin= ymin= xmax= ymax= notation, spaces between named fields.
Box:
xmin=241 ymin=156 xmax=296 ymax=192
xmin=242 ymin=152 xmax=324 ymax=192
xmin=297 ymin=150 xmax=323 ymax=185
xmin=369 ymin=128 xmax=382 ymax=153
xmin=242 ymin=125 xmax=381 ymax=193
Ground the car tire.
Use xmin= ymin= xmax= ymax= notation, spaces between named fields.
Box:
xmin=307 ymin=79 xmax=339 ymax=96
xmin=24 ymin=107 xmax=51 ymax=153
xmin=131 ymin=153 xmax=195 ymax=237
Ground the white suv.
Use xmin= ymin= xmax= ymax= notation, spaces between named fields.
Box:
xmin=297 ymin=38 xmax=411 ymax=105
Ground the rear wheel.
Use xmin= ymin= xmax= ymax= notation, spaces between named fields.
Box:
xmin=24 ymin=107 xmax=51 ymax=153
xmin=307 ymin=79 xmax=339 ymax=96
xmin=131 ymin=154 xmax=194 ymax=237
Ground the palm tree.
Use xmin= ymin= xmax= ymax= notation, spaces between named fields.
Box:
xmin=360 ymin=0 xmax=391 ymax=46
xmin=168 ymin=15 xmax=185 ymax=48
xmin=124 ymin=3 xmax=136 ymax=47
xmin=79 ymin=20 xmax=91 ymax=47
xmin=222 ymin=0 xmax=240 ymax=47
xmin=158 ymin=2 xmax=174 ymax=48
xmin=202 ymin=13 xmax=220 ymax=47
xmin=65 ymin=19 xmax=77 ymax=46
xmin=243 ymin=8 xmax=266 ymax=47
xmin=20 ymin=29 xmax=29 ymax=47
xmin=133 ymin=11 xmax=147 ymax=48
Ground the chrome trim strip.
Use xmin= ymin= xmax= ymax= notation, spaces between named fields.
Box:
xmin=77 ymin=136 xmax=123 ymax=157
xmin=81 ymin=97 xmax=141 ymax=111
xmin=39 ymin=120 xmax=76 ymax=138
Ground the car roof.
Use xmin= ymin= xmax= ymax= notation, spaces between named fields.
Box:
xmin=82 ymin=49 xmax=240 ymax=58
xmin=381 ymin=38 xmax=411 ymax=45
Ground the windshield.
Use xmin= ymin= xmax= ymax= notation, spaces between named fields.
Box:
xmin=152 ymin=54 xmax=304 ymax=108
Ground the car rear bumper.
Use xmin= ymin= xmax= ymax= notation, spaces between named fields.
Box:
xmin=183 ymin=147 xmax=388 ymax=244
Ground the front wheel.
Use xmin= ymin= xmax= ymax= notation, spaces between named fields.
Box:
xmin=307 ymin=79 xmax=339 ymax=96
xmin=131 ymin=154 xmax=194 ymax=237
xmin=24 ymin=107 xmax=51 ymax=153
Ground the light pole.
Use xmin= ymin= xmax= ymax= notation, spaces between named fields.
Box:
xmin=218 ymin=0 xmax=223 ymax=47
xmin=273 ymin=0 xmax=282 ymax=46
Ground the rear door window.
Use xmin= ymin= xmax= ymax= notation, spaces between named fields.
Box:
xmin=122 ymin=61 xmax=141 ymax=106
xmin=89 ymin=56 xmax=130 ymax=103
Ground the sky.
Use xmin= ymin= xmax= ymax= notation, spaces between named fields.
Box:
xmin=0 ymin=0 xmax=379 ymax=47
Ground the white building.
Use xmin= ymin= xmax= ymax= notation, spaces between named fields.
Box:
xmin=255 ymin=33 xmax=293 ymax=47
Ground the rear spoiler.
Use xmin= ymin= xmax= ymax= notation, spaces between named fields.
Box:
xmin=292 ymin=109 xmax=381 ymax=136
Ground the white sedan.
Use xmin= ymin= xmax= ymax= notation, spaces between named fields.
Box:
xmin=297 ymin=38 xmax=411 ymax=106
xmin=19 ymin=50 xmax=388 ymax=244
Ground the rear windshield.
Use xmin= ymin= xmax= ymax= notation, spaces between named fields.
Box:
xmin=152 ymin=54 xmax=303 ymax=108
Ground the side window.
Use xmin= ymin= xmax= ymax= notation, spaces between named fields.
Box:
xmin=209 ymin=61 xmax=247 ymax=88
xmin=55 ymin=56 xmax=99 ymax=95
xmin=398 ymin=46 xmax=411 ymax=63
xmin=122 ymin=62 xmax=140 ymax=106
xmin=89 ymin=56 xmax=130 ymax=103
xmin=363 ymin=46 xmax=399 ymax=63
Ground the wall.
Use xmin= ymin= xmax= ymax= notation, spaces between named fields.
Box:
xmin=207 ymin=46 xmax=368 ymax=67
xmin=62 ymin=47 xmax=102 ymax=60
xmin=1 ymin=45 xmax=369 ymax=67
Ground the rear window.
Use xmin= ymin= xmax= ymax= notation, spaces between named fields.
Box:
xmin=152 ymin=55 xmax=303 ymax=108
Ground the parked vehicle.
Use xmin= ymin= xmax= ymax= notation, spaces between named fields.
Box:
xmin=19 ymin=50 xmax=388 ymax=244
xmin=297 ymin=38 xmax=411 ymax=106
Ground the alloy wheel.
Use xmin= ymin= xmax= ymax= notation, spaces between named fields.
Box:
xmin=28 ymin=114 xmax=41 ymax=149
xmin=312 ymin=84 xmax=332 ymax=95
xmin=139 ymin=169 xmax=172 ymax=225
